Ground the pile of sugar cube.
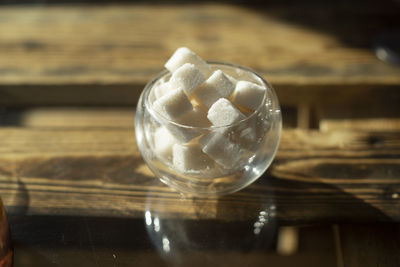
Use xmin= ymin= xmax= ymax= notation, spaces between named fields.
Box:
xmin=150 ymin=47 xmax=267 ymax=174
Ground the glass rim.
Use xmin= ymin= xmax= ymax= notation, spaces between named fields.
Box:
xmin=144 ymin=61 xmax=278 ymax=130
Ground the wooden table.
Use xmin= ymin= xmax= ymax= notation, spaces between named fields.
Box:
xmin=0 ymin=2 xmax=400 ymax=266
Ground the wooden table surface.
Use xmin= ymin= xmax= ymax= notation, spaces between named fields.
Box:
xmin=1 ymin=1 xmax=400 ymax=267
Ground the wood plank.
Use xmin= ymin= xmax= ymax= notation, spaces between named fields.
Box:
xmin=320 ymin=118 xmax=400 ymax=132
xmin=316 ymin=90 xmax=400 ymax=132
xmin=338 ymin=224 xmax=400 ymax=267
xmin=1 ymin=83 xmax=399 ymax=109
xmin=0 ymin=128 xmax=399 ymax=222
xmin=0 ymin=3 xmax=399 ymax=88
xmin=10 ymin=215 xmax=337 ymax=267
xmin=0 ymin=107 xmax=136 ymax=128
xmin=0 ymin=84 xmax=144 ymax=106
xmin=277 ymin=84 xmax=400 ymax=109
xmin=13 ymin=246 xmax=337 ymax=267
xmin=13 ymin=244 xmax=337 ymax=267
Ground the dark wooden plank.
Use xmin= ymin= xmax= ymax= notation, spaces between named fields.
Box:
xmin=338 ymin=224 xmax=400 ymax=267
xmin=0 ymin=84 xmax=144 ymax=106
xmin=0 ymin=107 xmax=136 ymax=128
xmin=0 ymin=128 xmax=399 ymax=222
xmin=13 ymin=246 xmax=337 ymax=267
xmin=9 ymin=214 xmax=338 ymax=267
xmin=0 ymin=4 xmax=399 ymax=89
xmin=1 ymin=84 xmax=399 ymax=110
xmin=315 ymin=85 xmax=400 ymax=131
xmin=277 ymin=84 xmax=400 ymax=110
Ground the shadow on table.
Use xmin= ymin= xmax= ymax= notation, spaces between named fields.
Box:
xmin=218 ymin=170 xmax=392 ymax=225
xmin=241 ymin=0 xmax=400 ymax=49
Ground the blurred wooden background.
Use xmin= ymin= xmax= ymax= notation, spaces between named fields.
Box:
xmin=1 ymin=1 xmax=400 ymax=266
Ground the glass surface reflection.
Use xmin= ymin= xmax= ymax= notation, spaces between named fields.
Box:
xmin=144 ymin=183 xmax=277 ymax=266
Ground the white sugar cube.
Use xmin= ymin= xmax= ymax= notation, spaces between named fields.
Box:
xmin=177 ymin=106 xmax=210 ymax=127
xmin=154 ymin=81 xmax=171 ymax=99
xmin=207 ymin=98 xmax=246 ymax=127
xmin=200 ymin=132 xmax=243 ymax=169
xmin=226 ymin=74 xmax=238 ymax=86
xmin=153 ymin=89 xmax=193 ymax=120
xmin=154 ymin=127 xmax=178 ymax=162
xmin=193 ymin=70 xmax=235 ymax=108
xmin=233 ymin=69 xmax=263 ymax=86
xmin=169 ymin=63 xmax=205 ymax=96
xmin=173 ymin=143 xmax=213 ymax=173
xmin=165 ymin=47 xmax=212 ymax=77
xmin=165 ymin=124 xmax=202 ymax=143
xmin=231 ymin=110 xmax=272 ymax=151
xmin=233 ymin=81 xmax=266 ymax=111
xmin=161 ymin=106 xmax=209 ymax=143
xmin=237 ymin=127 xmax=258 ymax=150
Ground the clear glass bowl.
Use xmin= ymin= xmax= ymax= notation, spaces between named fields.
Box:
xmin=135 ymin=62 xmax=282 ymax=196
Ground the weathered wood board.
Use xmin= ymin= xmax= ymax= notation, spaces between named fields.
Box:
xmin=1 ymin=127 xmax=399 ymax=222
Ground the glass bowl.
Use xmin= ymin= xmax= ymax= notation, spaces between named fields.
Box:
xmin=135 ymin=62 xmax=282 ymax=196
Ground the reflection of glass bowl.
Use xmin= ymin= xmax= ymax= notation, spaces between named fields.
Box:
xmin=135 ymin=62 xmax=282 ymax=196
xmin=144 ymin=198 xmax=277 ymax=266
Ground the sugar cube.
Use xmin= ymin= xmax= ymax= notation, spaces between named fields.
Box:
xmin=154 ymin=127 xmax=178 ymax=162
xmin=173 ymin=143 xmax=214 ymax=172
xmin=237 ymin=126 xmax=258 ymax=150
xmin=154 ymin=81 xmax=171 ymax=99
xmin=160 ymin=105 xmax=209 ymax=143
xmin=231 ymin=109 xmax=272 ymax=151
xmin=165 ymin=47 xmax=212 ymax=77
xmin=177 ymin=106 xmax=210 ymax=127
xmin=165 ymin=124 xmax=202 ymax=143
xmin=233 ymin=69 xmax=263 ymax=86
xmin=200 ymin=132 xmax=243 ymax=169
xmin=169 ymin=63 xmax=205 ymax=96
xmin=192 ymin=70 xmax=235 ymax=108
xmin=226 ymin=74 xmax=238 ymax=86
xmin=207 ymin=98 xmax=246 ymax=127
xmin=233 ymin=81 xmax=266 ymax=111
xmin=153 ymin=88 xmax=193 ymax=120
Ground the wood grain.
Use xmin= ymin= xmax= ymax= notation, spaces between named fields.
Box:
xmin=0 ymin=3 xmax=399 ymax=88
xmin=1 ymin=4 xmax=399 ymax=107
xmin=0 ymin=127 xmax=399 ymax=222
